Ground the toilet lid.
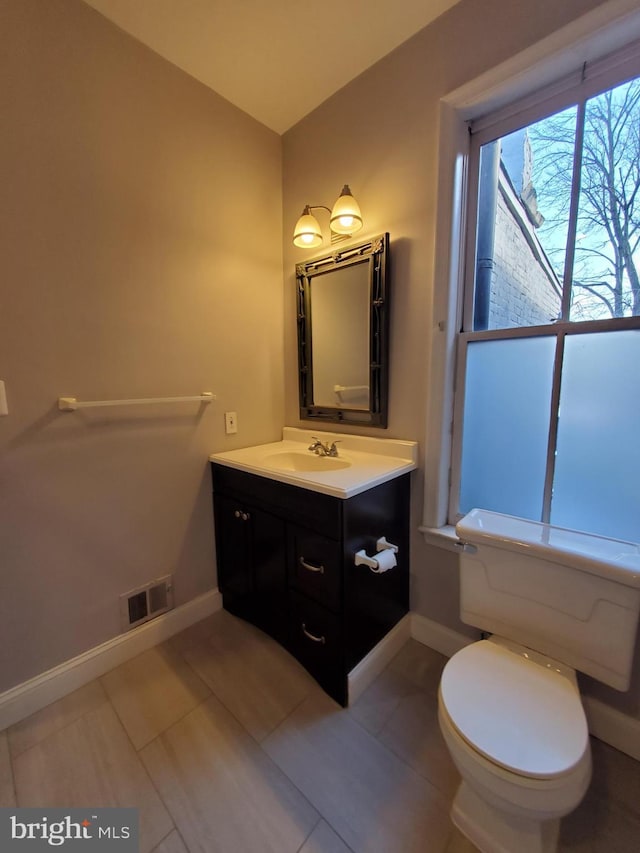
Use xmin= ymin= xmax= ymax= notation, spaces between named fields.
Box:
xmin=440 ymin=640 xmax=589 ymax=779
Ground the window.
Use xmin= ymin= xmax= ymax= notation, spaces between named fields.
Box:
xmin=449 ymin=56 xmax=640 ymax=543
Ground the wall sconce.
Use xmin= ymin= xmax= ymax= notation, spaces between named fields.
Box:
xmin=293 ymin=185 xmax=363 ymax=248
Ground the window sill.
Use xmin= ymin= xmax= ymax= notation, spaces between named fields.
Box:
xmin=419 ymin=524 xmax=462 ymax=553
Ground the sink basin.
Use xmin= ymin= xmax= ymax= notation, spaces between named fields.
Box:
xmin=210 ymin=428 xmax=418 ymax=498
xmin=262 ymin=451 xmax=351 ymax=472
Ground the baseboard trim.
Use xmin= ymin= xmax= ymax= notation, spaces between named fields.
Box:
xmin=584 ymin=695 xmax=640 ymax=762
xmin=0 ymin=589 xmax=222 ymax=731
xmin=348 ymin=614 xmax=412 ymax=704
xmin=410 ymin=612 xmax=475 ymax=657
xmin=410 ymin=613 xmax=640 ymax=762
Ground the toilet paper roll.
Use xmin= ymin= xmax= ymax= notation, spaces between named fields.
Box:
xmin=373 ymin=548 xmax=397 ymax=573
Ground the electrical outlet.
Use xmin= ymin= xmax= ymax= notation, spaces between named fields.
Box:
xmin=224 ymin=411 xmax=238 ymax=434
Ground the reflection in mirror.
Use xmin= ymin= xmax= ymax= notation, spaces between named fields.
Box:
xmin=311 ymin=262 xmax=370 ymax=409
xmin=296 ymin=233 xmax=389 ymax=427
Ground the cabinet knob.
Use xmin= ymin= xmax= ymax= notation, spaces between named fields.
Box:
xmin=301 ymin=623 xmax=326 ymax=645
xmin=299 ymin=556 xmax=325 ymax=574
xmin=234 ymin=510 xmax=242 ymax=519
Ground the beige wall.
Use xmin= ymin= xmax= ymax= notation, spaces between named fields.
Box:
xmin=282 ymin=0 xmax=639 ymax=717
xmin=0 ymin=0 xmax=283 ymax=692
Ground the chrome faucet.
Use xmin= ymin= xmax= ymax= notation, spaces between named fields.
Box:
xmin=308 ymin=437 xmax=341 ymax=457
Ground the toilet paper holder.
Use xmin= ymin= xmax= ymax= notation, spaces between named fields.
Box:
xmin=354 ymin=537 xmax=399 ymax=574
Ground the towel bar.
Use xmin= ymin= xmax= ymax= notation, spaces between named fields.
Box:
xmin=58 ymin=392 xmax=215 ymax=411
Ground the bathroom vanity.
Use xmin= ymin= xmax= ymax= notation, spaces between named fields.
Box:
xmin=209 ymin=428 xmax=417 ymax=705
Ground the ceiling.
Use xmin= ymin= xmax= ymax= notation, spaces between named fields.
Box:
xmin=82 ymin=0 xmax=460 ymax=134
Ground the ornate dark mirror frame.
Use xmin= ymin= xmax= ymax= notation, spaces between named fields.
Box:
xmin=296 ymin=233 xmax=389 ymax=427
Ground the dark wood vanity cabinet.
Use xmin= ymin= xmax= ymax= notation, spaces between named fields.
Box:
xmin=211 ymin=463 xmax=410 ymax=706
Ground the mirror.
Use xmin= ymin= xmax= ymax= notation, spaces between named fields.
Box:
xmin=296 ymin=233 xmax=389 ymax=427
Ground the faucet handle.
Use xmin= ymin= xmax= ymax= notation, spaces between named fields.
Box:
xmin=328 ymin=440 xmax=341 ymax=456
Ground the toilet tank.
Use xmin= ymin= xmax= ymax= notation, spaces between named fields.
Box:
xmin=456 ymin=510 xmax=640 ymax=691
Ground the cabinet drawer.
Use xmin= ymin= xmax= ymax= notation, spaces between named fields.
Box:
xmin=289 ymin=526 xmax=342 ymax=611
xmin=288 ymin=591 xmax=346 ymax=705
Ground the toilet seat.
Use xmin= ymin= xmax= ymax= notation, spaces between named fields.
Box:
xmin=440 ymin=638 xmax=589 ymax=780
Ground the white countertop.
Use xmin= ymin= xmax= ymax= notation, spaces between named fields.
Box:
xmin=209 ymin=427 xmax=418 ymax=498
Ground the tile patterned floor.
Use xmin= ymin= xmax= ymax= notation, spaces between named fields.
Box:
xmin=1 ymin=609 xmax=639 ymax=852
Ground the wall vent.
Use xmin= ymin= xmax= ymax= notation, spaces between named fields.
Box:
xmin=120 ymin=575 xmax=174 ymax=631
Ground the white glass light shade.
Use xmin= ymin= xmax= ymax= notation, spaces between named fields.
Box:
xmin=330 ymin=185 xmax=363 ymax=235
xmin=293 ymin=207 xmax=323 ymax=248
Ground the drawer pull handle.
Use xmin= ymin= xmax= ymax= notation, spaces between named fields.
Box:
xmin=301 ymin=623 xmax=326 ymax=644
xmin=299 ymin=557 xmax=325 ymax=574
xmin=234 ymin=510 xmax=250 ymax=521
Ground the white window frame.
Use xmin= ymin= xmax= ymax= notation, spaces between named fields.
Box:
xmin=420 ymin=0 xmax=640 ymax=551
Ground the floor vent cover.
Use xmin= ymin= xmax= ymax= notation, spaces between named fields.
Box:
xmin=120 ymin=575 xmax=174 ymax=631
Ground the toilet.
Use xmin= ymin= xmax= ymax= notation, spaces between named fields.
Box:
xmin=438 ymin=509 xmax=640 ymax=853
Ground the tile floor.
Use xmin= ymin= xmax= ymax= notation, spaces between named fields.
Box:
xmin=2 ymin=609 xmax=639 ymax=852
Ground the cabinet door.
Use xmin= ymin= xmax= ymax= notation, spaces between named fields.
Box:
xmin=213 ymin=494 xmax=287 ymax=643
xmin=250 ymin=507 xmax=287 ymax=645
xmin=213 ymin=494 xmax=252 ymax=618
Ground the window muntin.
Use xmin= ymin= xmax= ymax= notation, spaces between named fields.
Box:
xmin=453 ymin=69 xmax=640 ymax=543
